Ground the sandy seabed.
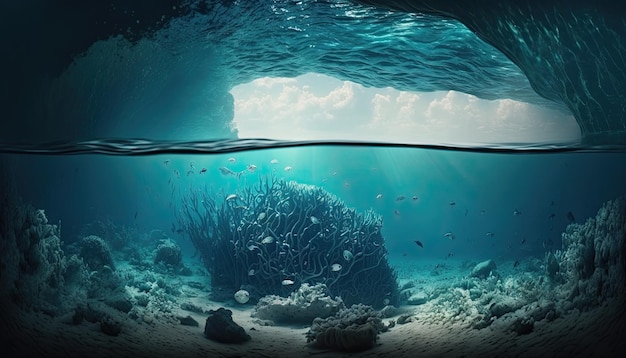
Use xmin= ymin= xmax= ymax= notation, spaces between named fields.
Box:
xmin=3 ymin=295 xmax=625 ymax=358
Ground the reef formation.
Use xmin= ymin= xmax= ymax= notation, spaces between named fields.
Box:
xmin=177 ymin=176 xmax=399 ymax=308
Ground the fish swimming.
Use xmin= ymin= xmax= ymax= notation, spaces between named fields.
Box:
xmin=343 ymin=250 xmax=354 ymax=261
xmin=163 ymin=160 xmax=170 ymax=167
xmin=228 ymin=157 xmax=236 ymax=163
xmin=396 ymin=195 xmax=405 ymax=201
xmin=567 ymin=211 xmax=576 ymax=223
xmin=281 ymin=279 xmax=295 ymax=286
xmin=376 ymin=194 xmax=383 ymax=199
xmin=226 ymin=194 xmax=238 ymax=201
xmin=513 ymin=260 xmax=520 ymax=268
xmin=485 ymin=232 xmax=494 ymax=237
xmin=310 ymin=216 xmax=320 ymax=224
xmin=261 ymin=236 xmax=275 ymax=244
xmin=393 ymin=210 xmax=400 ymax=216
xmin=200 ymin=167 xmax=207 ymax=174
xmin=270 ymin=159 xmax=279 ymax=164
xmin=412 ymin=196 xmax=418 ymax=201
xmin=513 ymin=209 xmax=522 ymax=216
xmin=284 ymin=166 xmax=292 ymax=171
xmin=449 ymin=201 xmax=456 ymax=206
xmin=331 ymin=264 xmax=342 ymax=272
xmin=219 ymin=167 xmax=236 ymax=176
xmin=548 ymin=213 xmax=555 ymax=220
xmin=414 ymin=240 xmax=423 ymax=248
xmin=247 ymin=164 xmax=257 ymax=172
xmin=444 ymin=232 xmax=455 ymax=240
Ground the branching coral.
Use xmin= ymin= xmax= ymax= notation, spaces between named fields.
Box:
xmin=177 ymin=175 xmax=399 ymax=308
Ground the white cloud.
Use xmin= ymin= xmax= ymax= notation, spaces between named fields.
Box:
xmin=231 ymin=73 xmax=581 ymax=145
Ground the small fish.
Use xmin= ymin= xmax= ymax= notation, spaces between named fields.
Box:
xmin=310 ymin=216 xmax=320 ymax=224
xmin=247 ymin=244 xmax=258 ymax=251
xmin=186 ymin=170 xmax=194 ymax=176
xmin=257 ymin=212 xmax=266 ymax=221
xmin=412 ymin=196 xmax=418 ymax=201
xmin=383 ymin=298 xmax=390 ymax=305
xmin=248 ymin=269 xmax=256 ymax=276
xmin=163 ymin=160 xmax=170 ymax=167
xmin=189 ymin=162 xmax=196 ymax=170
xmin=414 ymin=240 xmax=423 ymax=248
xmin=464 ymin=209 xmax=468 ymax=216
xmin=226 ymin=194 xmax=238 ymax=201
xmin=513 ymin=260 xmax=520 ymax=268
xmin=281 ymin=279 xmax=295 ymax=286
xmin=449 ymin=201 xmax=456 ymax=207
xmin=393 ymin=210 xmax=400 ymax=216
xmin=513 ymin=209 xmax=522 ymax=216
xmin=480 ymin=209 xmax=486 ymax=215
xmin=331 ymin=264 xmax=342 ymax=272
xmin=376 ymin=194 xmax=383 ymax=199
xmin=284 ymin=166 xmax=292 ymax=171
xmin=567 ymin=211 xmax=576 ymax=223
xmin=270 ymin=159 xmax=279 ymax=164
xmin=174 ymin=169 xmax=180 ymax=178
xmin=444 ymin=232 xmax=455 ymax=240
xmin=548 ymin=213 xmax=555 ymax=220
xmin=395 ymin=195 xmax=406 ymax=201
xmin=219 ymin=167 xmax=236 ymax=176
xmin=520 ymin=238 xmax=526 ymax=245
xmin=228 ymin=157 xmax=236 ymax=163
xmin=134 ymin=211 xmax=138 ymax=220
xmin=261 ymin=236 xmax=274 ymax=244
xmin=343 ymin=250 xmax=354 ymax=261
xmin=435 ymin=263 xmax=440 ymax=269
xmin=446 ymin=252 xmax=454 ymax=259
xmin=485 ymin=232 xmax=494 ymax=238
xmin=200 ymin=167 xmax=207 ymax=174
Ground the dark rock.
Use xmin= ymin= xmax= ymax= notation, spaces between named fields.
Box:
xmin=178 ymin=315 xmax=199 ymax=327
xmin=100 ymin=316 xmax=121 ymax=336
xmin=314 ymin=323 xmax=378 ymax=352
xmin=105 ymin=294 xmax=133 ymax=313
xmin=204 ymin=307 xmax=251 ymax=344
xmin=512 ymin=317 xmax=534 ymax=335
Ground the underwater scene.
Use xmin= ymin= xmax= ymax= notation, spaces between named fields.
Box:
xmin=1 ymin=1 xmax=626 ymax=357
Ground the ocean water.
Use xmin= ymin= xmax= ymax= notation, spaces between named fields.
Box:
xmin=1 ymin=1 xmax=626 ymax=356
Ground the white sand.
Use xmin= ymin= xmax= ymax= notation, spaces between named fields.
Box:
xmin=4 ymin=294 xmax=625 ymax=358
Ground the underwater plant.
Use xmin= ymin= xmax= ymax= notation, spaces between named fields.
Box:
xmin=177 ymin=176 xmax=399 ymax=308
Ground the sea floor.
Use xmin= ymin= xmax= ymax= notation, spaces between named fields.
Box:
xmin=4 ymin=255 xmax=626 ymax=357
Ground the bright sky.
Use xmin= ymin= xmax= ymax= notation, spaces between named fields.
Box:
xmin=230 ymin=73 xmax=581 ymax=146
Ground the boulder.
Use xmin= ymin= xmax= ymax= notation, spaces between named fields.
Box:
xmin=469 ymin=259 xmax=496 ymax=279
xmin=204 ymin=307 xmax=251 ymax=344
xmin=406 ymin=291 xmax=428 ymax=305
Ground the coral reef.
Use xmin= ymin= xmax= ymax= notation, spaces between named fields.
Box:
xmin=556 ymin=196 xmax=626 ymax=309
xmin=153 ymin=239 xmax=182 ymax=267
xmin=177 ymin=176 xmax=399 ymax=308
xmin=305 ymin=303 xmax=391 ymax=352
xmin=252 ymin=283 xmax=344 ymax=325
xmin=204 ymin=307 xmax=251 ymax=344
xmin=0 ymin=192 xmax=91 ymax=315
xmin=79 ymin=235 xmax=116 ymax=271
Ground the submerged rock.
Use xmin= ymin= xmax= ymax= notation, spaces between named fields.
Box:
xmin=204 ymin=307 xmax=251 ymax=344
xmin=469 ymin=259 xmax=497 ymax=279
xmin=406 ymin=291 xmax=428 ymax=305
